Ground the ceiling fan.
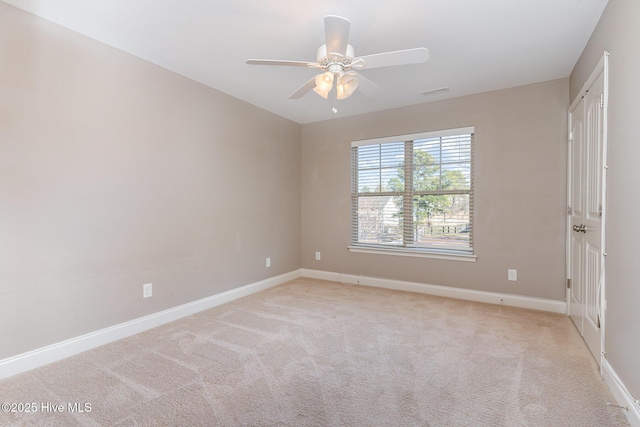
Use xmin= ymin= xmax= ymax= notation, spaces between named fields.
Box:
xmin=246 ymin=15 xmax=429 ymax=110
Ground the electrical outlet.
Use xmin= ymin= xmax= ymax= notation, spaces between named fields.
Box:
xmin=143 ymin=283 xmax=152 ymax=298
xmin=508 ymin=269 xmax=517 ymax=281
xmin=315 ymin=251 xmax=321 ymax=261
xmin=266 ymin=257 xmax=271 ymax=268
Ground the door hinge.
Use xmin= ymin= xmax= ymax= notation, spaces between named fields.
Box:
xmin=600 ymin=93 xmax=604 ymax=108
xmin=599 ymin=204 xmax=603 ymax=217
xmin=567 ymin=278 xmax=572 ymax=289
xmin=568 ymin=206 xmax=573 ymax=215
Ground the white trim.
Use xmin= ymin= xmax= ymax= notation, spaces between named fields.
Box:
xmin=351 ymin=126 xmax=475 ymax=147
xmin=566 ymin=91 xmax=574 ymax=317
xmin=301 ymin=269 xmax=566 ymax=314
xmin=348 ymin=245 xmax=476 ymax=262
xmin=569 ymin=51 xmax=608 ymax=111
xmin=602 ymin=356 xmax=640 ymax=427
xmin=0 ymin=269 xmax=302 ymax=381
xmin=600 ymin=51 xmax=609 ymax=367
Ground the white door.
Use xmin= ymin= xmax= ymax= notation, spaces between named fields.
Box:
xmin=569 ymin=96 xmax=585 ymax=339
xmin=568 ymin=70 xmax=605 ymax=365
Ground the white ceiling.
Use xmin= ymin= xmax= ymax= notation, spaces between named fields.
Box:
xmin=3 ymin=0 xmax=608 ymax=124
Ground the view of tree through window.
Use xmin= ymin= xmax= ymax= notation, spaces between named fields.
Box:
xmin=351 ymin=129 xmax=473 ymax=253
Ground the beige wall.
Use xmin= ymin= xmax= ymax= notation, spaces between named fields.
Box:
xmin=0 ymin=4 xmax=301 ymax=359
xmin=571 ymin=0 xmax=640 ymax=400
xmin=301 ymin=78 xmax=569 ymax=301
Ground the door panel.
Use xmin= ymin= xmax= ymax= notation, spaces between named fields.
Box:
xmin=585 ymin=243 xmax=600 ymax=328
xmin=570 ymin=235 xmax=583 ymax=330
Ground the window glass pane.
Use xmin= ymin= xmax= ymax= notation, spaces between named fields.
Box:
xmin=413 ymin=161 xmax=441 ymax=191
xmin=356 ymin=143 xmax=404 ymax=193
xmin=414 ymin=138 xmax=441 ymax=163
xmin=441 ymin=163 xmax=471 ymax=190
xmin=355 ymin=195 xmax=403 ymax=245
xmin=441 ymin=135 xmax=471 ymax=163
xmin=357 ymin=169 xmax=382 ymax=192
xmin=413 ymin=135 xmax=471 ymax=191
xmin=411 ymin=194 xmax=471 ymax=251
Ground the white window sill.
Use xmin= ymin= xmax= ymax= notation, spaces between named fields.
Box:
xmin=348 ymin=245 xmax=477 ymax=262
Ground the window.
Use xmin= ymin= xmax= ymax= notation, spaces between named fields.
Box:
xmin=350 ymin=127 xmax=474 ymax=258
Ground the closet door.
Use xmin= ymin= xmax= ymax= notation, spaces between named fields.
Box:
xmin=568 ymin=69 xmax=605 ymax=365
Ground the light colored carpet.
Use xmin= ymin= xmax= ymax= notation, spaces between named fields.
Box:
xmin=0 ymin=278 xmax=629 ymax=426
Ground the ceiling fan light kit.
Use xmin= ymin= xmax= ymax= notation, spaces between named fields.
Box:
xmin=246 ymin=15 xmax=429 ymax=110
xmin=313 ymin=70 xmax=360 ymax=100
xmin=336 ymin=73 xmax=359 ymax=100
xmin=313 ymin=71 xmax=334 ymax=99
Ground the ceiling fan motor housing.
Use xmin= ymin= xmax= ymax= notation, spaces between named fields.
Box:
xmin=316 ymin=44 xmax=355 ymax=67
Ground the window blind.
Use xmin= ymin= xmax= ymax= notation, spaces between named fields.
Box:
xmin=351 ymin=127 xmax=474 ymax=254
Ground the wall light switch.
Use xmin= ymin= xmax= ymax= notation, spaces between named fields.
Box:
xmin=266 ymin=257 xmax=271 ymax=268
xmin=508 ymin=269 xmax=517 ymax=281
xmin=315 ymin=251 xmax=321 ymax=261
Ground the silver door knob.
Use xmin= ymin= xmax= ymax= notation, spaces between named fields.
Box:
xmin=572 ymin=224 xmax=587 ymax=233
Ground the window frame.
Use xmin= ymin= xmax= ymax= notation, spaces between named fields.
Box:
xmin=349 ymin=127 xmax=476 ymax=261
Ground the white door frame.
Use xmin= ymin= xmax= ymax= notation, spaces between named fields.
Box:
xmin=566 ymin=51 xmax=609 ymax=370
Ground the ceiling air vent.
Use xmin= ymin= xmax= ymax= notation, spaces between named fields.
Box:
xmin=420 ymin=87 xmax=450 ymax=96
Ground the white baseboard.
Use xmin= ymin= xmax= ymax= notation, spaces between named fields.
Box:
xmin=0 ymin=268 xmax=568 ymax=381
xmin=301 ymin=269 xmax=566 ymax=314
xmin=0 ymin=269 xmax=301 ymax=381
xmin=602 ymin=356 xmax=640 ymax=427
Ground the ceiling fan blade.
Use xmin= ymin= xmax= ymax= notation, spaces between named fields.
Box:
xmin=246 ymin=59 xmax=318 ymax=68
xmin=289 ymin=77 xmax=317 ymax=99
xmin=324 ymin=15 xmax=350 ymax=57
xmin=352 ymin=72 xmax=382 ymax=97
xmin=356 ymin=47 xmax=429 ymax=69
